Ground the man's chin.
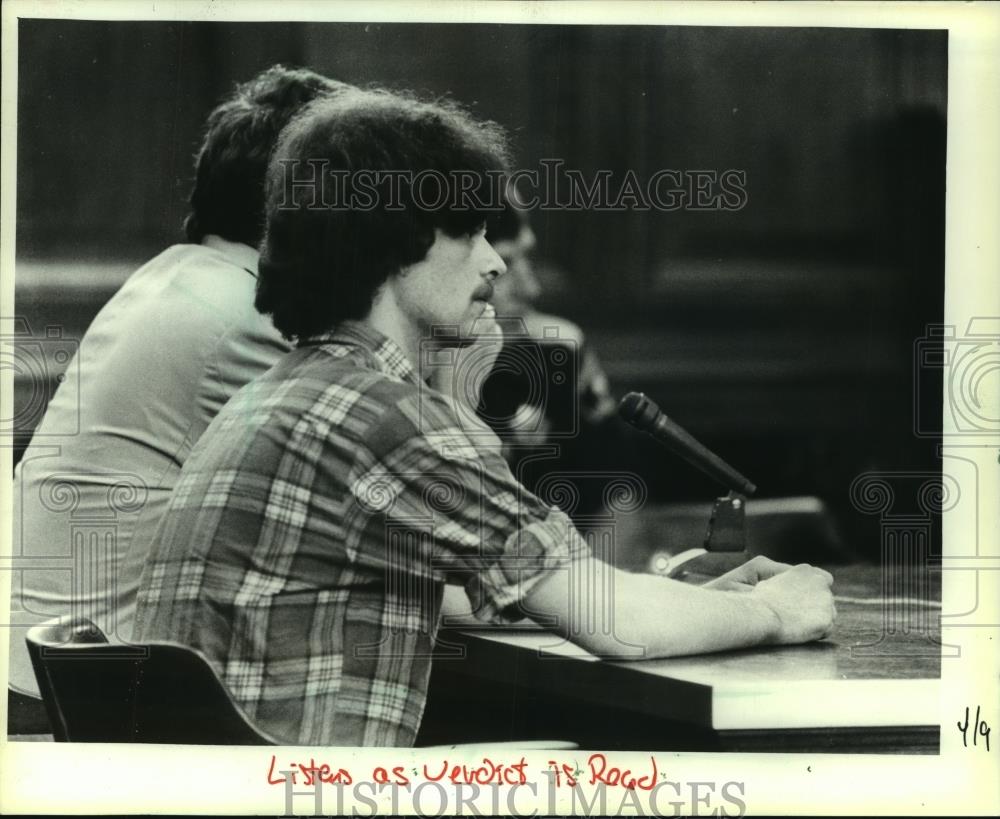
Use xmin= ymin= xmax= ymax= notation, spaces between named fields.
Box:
xmin=464 ymin=315 xmax=501 ymax=338
xmin=422 ymin=322 xmax=478 ymax=349
xmin=423 ymin=309 xmax=502 ymax=348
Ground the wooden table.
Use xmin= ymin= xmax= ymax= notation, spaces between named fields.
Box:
xmin=417 ymin=564 xmax=942 ymax=753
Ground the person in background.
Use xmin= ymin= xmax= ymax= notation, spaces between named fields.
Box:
xmin=479 ymin=195 xmax=635 ymax=526
xmin=134 ymin=87 xmax=836 ymax=747
xmin=7 ymin=65 xmax=349 ymax=730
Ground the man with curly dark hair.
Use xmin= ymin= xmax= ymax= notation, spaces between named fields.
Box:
xmin=8 ymin=65 xmax=348 ymax=729
xmin=134 ymin=87 xmax=836 ymax=747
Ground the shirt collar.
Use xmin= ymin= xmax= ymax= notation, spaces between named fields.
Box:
xmin=301 ymin=320 xmax=420 ymax=386
xmin=201 ymin=234 xmax=260 ymax=278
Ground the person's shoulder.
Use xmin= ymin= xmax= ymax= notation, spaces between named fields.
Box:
xmin=137 ymin=242 xmax=283 ymax=340
xmin=123 ymin=241 xmax=252 ymax=297
xmin=282 ymin=345 xmax=423 ymax=419
xmin=361 ymin=379 xmax=485 ymax=463
xmin=169 ymin=243 xmax=259 ymax=300
xmin=77 ymin=243 xmax=236 ymax=337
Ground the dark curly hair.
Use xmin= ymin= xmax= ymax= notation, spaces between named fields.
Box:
xmin=256 ymin=88 xmax=512 ymax=342
xmin=184 ymin=65 xmax=350 ymax=248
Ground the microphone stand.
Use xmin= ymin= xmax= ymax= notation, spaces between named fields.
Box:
xmin=656 ymin=491 xmax=748 ymax=578
xmin=617 ymin=392 xmax=752 ymax=577
xmin=705 ymin=491 xmax=748 ymax=553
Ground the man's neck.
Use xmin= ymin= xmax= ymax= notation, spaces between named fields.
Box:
xmin=363 ymin=288 xmax=422 ymax=372
xmin=362 ymin=288 xmax=499 ymax=453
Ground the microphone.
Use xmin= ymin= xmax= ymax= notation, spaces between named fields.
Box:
xmin=618 ymin=392 xmax=757 ymax=496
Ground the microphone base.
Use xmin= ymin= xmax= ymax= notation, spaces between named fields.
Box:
xmin=653 ymin=549 xmax=748 ymax=583
xmin=661 ymin=547 xmax=708 ymax=577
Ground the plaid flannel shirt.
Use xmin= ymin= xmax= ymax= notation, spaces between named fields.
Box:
xmin=134 ymin=321 xmax=590 ymax=746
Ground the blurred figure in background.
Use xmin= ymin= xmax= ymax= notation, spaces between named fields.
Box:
xmin=479 ymin=193 xmax=635 ymax=526
xmin=8 ymin=65 xmax=348 ymax=728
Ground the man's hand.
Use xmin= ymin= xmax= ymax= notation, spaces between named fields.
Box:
xmin=749 ymin=564 xmax=837 ymax=644
xmin=703 ymin=555 xmax=794 ymax=592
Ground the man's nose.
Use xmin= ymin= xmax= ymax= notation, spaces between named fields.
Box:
xmin=484 ymin=243 xmax=507 ymax=279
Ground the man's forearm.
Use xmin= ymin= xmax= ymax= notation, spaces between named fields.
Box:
xmin=601 ymin=567 xmax=780 ymax=659
xmin=523 ymin=557 xmax=789 ymax=660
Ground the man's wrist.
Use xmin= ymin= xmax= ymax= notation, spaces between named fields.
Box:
xmin=737 ymin=593 xmax=782 ymax=646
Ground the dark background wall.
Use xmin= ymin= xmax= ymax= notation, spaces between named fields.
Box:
xmin=14 ymin=21 xmax=947 ymax=559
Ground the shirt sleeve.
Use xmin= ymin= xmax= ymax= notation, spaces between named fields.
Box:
xmin=349 ymin=388 xmax=592 ymax=624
